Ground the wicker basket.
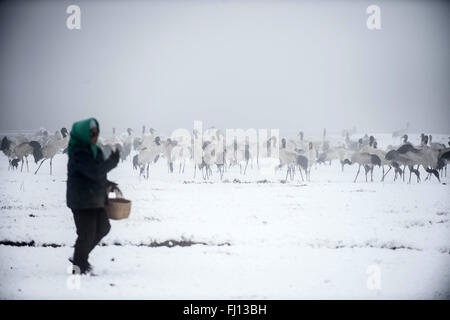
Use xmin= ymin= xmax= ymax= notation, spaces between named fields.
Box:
xmin=105 ymin=187 xmax=131 ymax=220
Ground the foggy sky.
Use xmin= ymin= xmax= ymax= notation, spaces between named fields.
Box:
xmin=0 ymin=0 xmax=449 ymax=136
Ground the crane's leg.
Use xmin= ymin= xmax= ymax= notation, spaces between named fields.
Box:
xmin=354 ymin=165 xmax=361 ymax=183
xmin=26 ymin=157 xmax=29 ymax=172
xmin=21 ymin=158 xmax=24 ymax=172
xmin=371 ymin=166 xmax=374 ymax=182
xmin=244 ymin=160 xmax=249 ymax=175
xmin=395 ymin=167 xmax=403 ymax=182
xmin=424 ymin=165 xmax=430 ymax=181
xmin=382 ymin=166 xmax=391 ymax=182
xmin=34 ymin=159 xmax=46 ymax=175
xmin=408 ymin=165 xmax=413 ymax=184
xmin=434 ymin=169 xmax=440 ymax=183
xmin=285 ymin=168 xmax=289 ymax=182
xmin=299 ymin=167 xmax=304 ymax=182
xmin=146 ymin=164 xmax=149 ymax=180
xmin=50 ymin=158 xmax=53 ymax=175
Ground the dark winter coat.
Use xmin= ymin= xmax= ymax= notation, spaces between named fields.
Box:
xmin=66 ymin=118 xmax=118 ymax=209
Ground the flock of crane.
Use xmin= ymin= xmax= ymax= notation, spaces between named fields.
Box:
xmin=1 ymin=125 xmax=449 ymax=184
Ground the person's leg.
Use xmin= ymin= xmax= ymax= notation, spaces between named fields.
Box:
xmin=88 ymin=208 xmax=111 ymax=254
xmin=72 ymin=209 xmax=97 ymax=273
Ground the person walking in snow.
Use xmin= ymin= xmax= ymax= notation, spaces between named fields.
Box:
xmin=66 ymin=118 xmax=120 ymax=275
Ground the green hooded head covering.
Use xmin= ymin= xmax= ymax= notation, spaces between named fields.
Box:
xmin=67 ymin=118 xmax=103 ymax=159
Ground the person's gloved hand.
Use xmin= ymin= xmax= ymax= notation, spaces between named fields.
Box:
xmin=110 ymin=148 xmax=120 ymax=165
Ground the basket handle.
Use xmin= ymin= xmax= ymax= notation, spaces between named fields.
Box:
xmin=107 ymin=186 xmax=124 ymax=199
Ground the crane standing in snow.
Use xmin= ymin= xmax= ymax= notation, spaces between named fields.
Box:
xmin=136 ymin=136 xmax=165 ymax=179
xmin=32 ymin=128 xmax=69 ymax=175
xmin=344 ymin=139 xmax=382 ymax=182
xmin=279 ymin=138 xmax=308 ymax=182
xmin=13 ymin=141 xmax=34 ymax=172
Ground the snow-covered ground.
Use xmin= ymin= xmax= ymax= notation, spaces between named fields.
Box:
xmin=0 ymin=133 xmax=449 ymax=299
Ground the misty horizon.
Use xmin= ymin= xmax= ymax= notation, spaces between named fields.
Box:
xmin=0 ymin=0 xmax=449 ymax=136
